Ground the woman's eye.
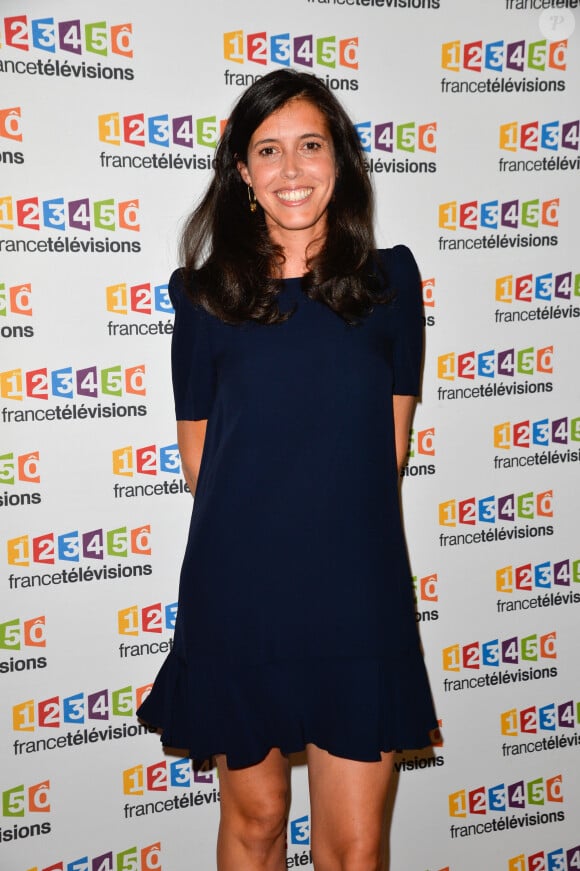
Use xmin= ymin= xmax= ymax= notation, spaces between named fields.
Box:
xmin=259 ymin=146 xmax=277 ymax=156
xmin=304 ymin=140 xmax=321 ymax=151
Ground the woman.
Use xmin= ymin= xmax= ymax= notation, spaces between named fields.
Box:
xmin=137 ymin=68 xmax=437 ymax=871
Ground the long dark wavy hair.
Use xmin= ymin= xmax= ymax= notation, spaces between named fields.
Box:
xmin=180 ymin=69 xmax=388 ymax=325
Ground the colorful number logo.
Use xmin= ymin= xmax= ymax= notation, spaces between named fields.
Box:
xmin=7 ymin=524 xmax=151 ymax=566
xmin=0 ymin=364 xmax=145 ymax=401
xmin=12 ymin=684 xmax=152 ymax=730
xmin=112 ymin=444 xmax=180 ymax=477
xmin=449 ymin=774 xmax=563 ymax=818
xmin=501 ymin=700 xmax=580 ymax=736
xmin=496 ymin=559 xmax=579 ymax=593
xmin=223 ymin=30 xmax=358 ymax=69
xmin=123 ymin=758 xmax=214 ymax=795
xmin=106 ymin=282 xmax=172 ymax=315
xmin=442 ymin=39 xmax=567 ymax=73
xmin=1 ymin=16 xmax=133 ymax=57
xmin=439 ymin=198 xmax=559 ymax=231
xmin=99 ymin=112 xmax=227 ymax=149
xmin=0 ymin=107 xmax=22 ymax=141
xmin=0 ymin=196 xmax=139 ymax=232
xmin=412 ymin=573 xmax=439 ymax=603
xmin=437 ymin=347 xmax=553 ymax=380
xmin=494 ymin=418 xmax=580 ymax=449
xmin=25 ymin=843 xmax=161 ymax=871
xmin=0 ymin=450 xmax=40 ymax=484
xmin=439 ymin=490 xmax=553 ymax=526
xmin=2 ymin=781 xmax=50 ymax=816
xmin=443 ymin=632 xmax=557 ymax=671
xmin=496 ymin=271 xmax=580 ymax=303
xmin=0 ymin=616 xmax=46 ymax=649
xmin=500 ymin=120 xmax=580 ymax=152
xmin=0 ymin=282 xmax=32 ymax=315
xmin=354 ymin=121 xmax=436 ymax=154
xmin=508 ymin=845 xmax=580 ymax=871
xmin=118 ymin=602 xmax=177 ymax=636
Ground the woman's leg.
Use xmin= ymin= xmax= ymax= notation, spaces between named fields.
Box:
xmin=216 ymin=748 xmax=291 ymax=871
xmin=306 ymin=744 xmax=394 ymax=871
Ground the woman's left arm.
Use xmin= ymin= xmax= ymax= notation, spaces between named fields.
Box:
xmin=392 ymin=394 xmax=417 ymax=473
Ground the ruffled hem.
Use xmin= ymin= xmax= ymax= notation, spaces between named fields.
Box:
xmin=136 ymin=651 xmax=438 ymax=770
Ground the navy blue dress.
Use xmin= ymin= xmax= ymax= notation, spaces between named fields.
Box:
xmin=137 ymin=245 xmax=437 ymax=768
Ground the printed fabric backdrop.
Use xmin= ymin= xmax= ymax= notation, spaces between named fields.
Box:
xmin=1 ymin=0 xmax=579 ymax=869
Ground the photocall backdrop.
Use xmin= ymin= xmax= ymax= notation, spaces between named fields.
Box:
xmin=1 ymin=0 xmax=579 ymax=869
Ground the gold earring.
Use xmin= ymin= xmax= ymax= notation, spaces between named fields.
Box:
xmin=247 ymin=185 xmax=257 ymax=213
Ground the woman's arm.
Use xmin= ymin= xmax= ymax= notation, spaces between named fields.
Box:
xmin=177 ymin=419 xmax=207 ymax=496
xmin=392 ymin=394 xmax=417 ymax=474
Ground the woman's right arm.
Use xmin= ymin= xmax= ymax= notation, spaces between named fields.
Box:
xmin=177 ymin=419 xmax=207 ymax=496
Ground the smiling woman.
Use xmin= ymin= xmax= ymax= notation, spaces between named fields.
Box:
xmin=137 ymin=69 xmax=437 ymax=871
xmin=176 ymin=68 xmax=382 ymax=326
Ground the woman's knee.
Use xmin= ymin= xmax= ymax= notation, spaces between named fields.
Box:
xmin=224 ymin=791 xmax=289 ymax=848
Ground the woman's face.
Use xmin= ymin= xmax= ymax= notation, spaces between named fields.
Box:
xmin=238 ymin=98 xmax=336 ymax=247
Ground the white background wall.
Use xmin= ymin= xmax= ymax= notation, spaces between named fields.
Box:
xmin=1 ymin=1 xmax=579 ymax=869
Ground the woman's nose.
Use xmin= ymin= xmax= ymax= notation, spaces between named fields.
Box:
xmin=280 ymin=151 xmax=300 ymax=178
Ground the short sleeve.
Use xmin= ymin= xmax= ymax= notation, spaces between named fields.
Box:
xmin=383 ymin=245 xmax=424 ymax=396
xmin=168 ymin=269 xmax=216 ymax=420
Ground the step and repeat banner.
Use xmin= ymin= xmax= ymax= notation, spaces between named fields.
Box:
xmin=1 ymin=0 xmax=579 ymax=869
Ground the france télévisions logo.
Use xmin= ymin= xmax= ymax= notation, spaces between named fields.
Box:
xmin=493 ymin=415 xmax=580 ymax=471
xmin=498 ymin=118 xmax=580 ymax=173
xmin=0 ymin=779 xmax=51 ymax=842
xmin=495 ymin=557 xmax=580 ymax=615
xmin=436 ymin=345 xmax=553 ymax=402
xmin=438 ymin=489 xmax=554 ymax=548
xmin=0 ymin=450 xmax=40 ymax=508
xmin=118 ymin=600 xmax=176 ymax=659
xmin=23 ymin=843 xmax=162 ymax=871
xmin=7 ymin=524 xmax=151 ymax=567
xmin=122 ymin=757 xmax=219 ymax=819
xmin=98 ymin=111 xmax=223 ymax=171
xmin=501 ymin=697 xmax=580 ymax=759
xmin=222 ymin=30 xmax=359 ymax=91
xmin=354 ymin=119 xmax=437 ymax=175
xmin=0 ymin=15 xmax=134 ymax=82
xmin=438 ymin=197 xmax=559 ymax=253
xmin=448 ymin=774 xmax=564 ymax=840
xmin=106 ymin=280 xmax=173 ymax=338
xmin=0 ymin=615 xmax=47 ymax=675
xmin=508 ymin=844 xmax=580 ymax=871
xmin=440 ymin=37 xmax=567 ymax=95
xmin=494 ymin=269 xmax=580 ymax=325
xmin=112 ymin=443 xmax=190 ymax=500
xmin=0 ymin=195 xmax=141 ymax=257
xmin=123 ymin=756 xmax=216 ymax=795
xmin=443 ymin=630 xmax=556 ymax=671
xmin=0 ymin=281 xmax=33 ymax=338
